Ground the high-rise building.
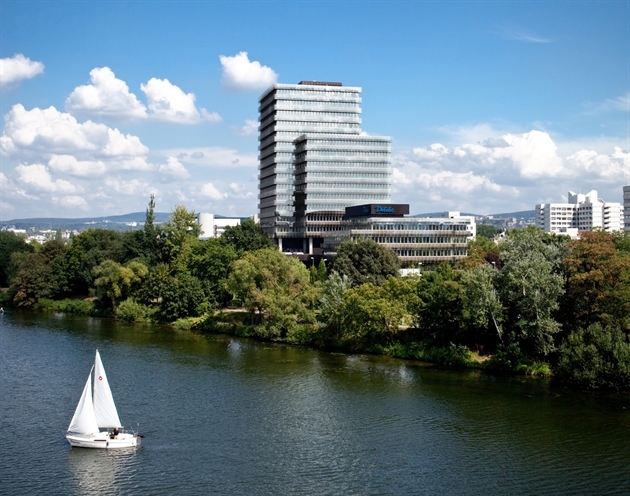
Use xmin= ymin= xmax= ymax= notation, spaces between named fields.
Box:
xmin=624 ymin=185 xmax=630 ymax=232
xmin=257 ymin=80 xmax=475 ymax=263
xmin=258 ymin=81 xmax=391 ymax=251
xmin=535 ymin=190 xmax=623 ymax=236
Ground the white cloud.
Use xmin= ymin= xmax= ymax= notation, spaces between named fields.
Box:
xmin=232 ymin=119 xmax=259 ymax=136
xmin=398 ymin=127 xmax=629 ymax=214
xmin=140 ymin=78 xmax=221 ymax=124
xmin=165 ymin=146 xmax=258 ymax=168
xmin=200 ymin=182 xmax=226 ymax=200
xmin=65 ymin=67 xmax=148 ymax=119
xmin=159 ymin=156 xmax=190 ymax=179
xmin=48 ymin=155 xmax=107 ymax=176
xmin=501 ymin=28 xmax=552 ymax=43
xmin=0 ymin=104 xmax=149 ymax=159
xmin=587 ymin=93 xmax=630 ymax=113
xmin=104 ymin=177 xmax=153 ymax=196
xmin=220 ymin=52 xmax=278 ymax=92
xmin=54 ymin=195 xmax=89 ymax=210
xmin=0 ymin=54 xmax=45 ymax=87
xmin=15 ymin=163 xmax=78 ymax=193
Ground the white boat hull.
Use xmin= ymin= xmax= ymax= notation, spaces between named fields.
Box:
xmin=66 ymin=431 xmax=140 ymax=449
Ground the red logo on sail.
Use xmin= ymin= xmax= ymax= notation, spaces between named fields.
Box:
xmin=98 ymin=376 xmax=103 ymax=381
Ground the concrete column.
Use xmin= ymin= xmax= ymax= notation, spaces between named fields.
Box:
xmin=278 ymin=237 xmax=283 ymax=252
xmin=308 ymin=237 xmax=313 ymax=255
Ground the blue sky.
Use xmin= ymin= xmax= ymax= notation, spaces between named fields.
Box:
xmin=1 ymin=0 xmax=628 ymax=220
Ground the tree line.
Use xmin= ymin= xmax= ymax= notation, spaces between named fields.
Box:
xmin=1 ymin=198 xmax=630 ymax=390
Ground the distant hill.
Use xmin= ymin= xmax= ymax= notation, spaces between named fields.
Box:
xmin=0 ymin=212 xmax=243 ymax=232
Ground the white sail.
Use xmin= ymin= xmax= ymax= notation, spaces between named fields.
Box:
xmin=68 ymin=370 xmax=100 ymax=435
xmin=93 ymin=350 xmax=122 ymax=428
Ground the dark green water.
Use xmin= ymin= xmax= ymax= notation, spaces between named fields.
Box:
xmin=1 ymin=311 xmax=630 ymax=495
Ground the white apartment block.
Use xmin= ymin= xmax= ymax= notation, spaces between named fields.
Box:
xmin=536 ymin=190 xmax=623 ymax=236
xmin=624 ymin=185 xmax=630 ymax=232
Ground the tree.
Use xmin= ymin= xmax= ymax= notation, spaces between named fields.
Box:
xmin=416 ymin=263 xmax=465 ymax=346
xmin=457 ymin=236 xmax=501 ymax=271
xmin=476 ymin=224 xmax=503 ymax=240
xmin=159 ymin=205 xmax=201 ymax=265
xmin=187 ymin=238 xmax=238 ymax=304
xmin=221 ymin=219 xmax=273 ymax=253
xmin=226 ymin=248 xmax=317 ymax=342
xmin=336 ymin=282 xmax=409 ymax=350
xmin=93 ymin=259 xmax=148 ymax=310
xmin=331 ymin=238 xmax=400 ymax=286
xmin=7 ymin=252 xmax=58 ymax=307
xmin=461 ymin=264 xmax=504 ymax=350
xmin=63 ymin=229 xmax=124 ymax=295
xmin=157 ymin=272 xmax=205 ymax=321
xmin=0 ymin=231 xmax=34 ymax=287
xmin=317 ymin=272 xmax=351 ymax=345
xmin=556 ymin=323 xmax=630 ymax=390
xmin=562 ymin=231 xmax=630 ymax=333
xmin=498 ymin=227 xmax=565 ymax=356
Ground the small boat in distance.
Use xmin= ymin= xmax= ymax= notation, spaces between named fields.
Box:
xmin=66 ymin=350 xmax=141 ymax=449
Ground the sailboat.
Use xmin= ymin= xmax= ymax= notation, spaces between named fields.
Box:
xmin=66 ymin=350 xmax=141 ymax=449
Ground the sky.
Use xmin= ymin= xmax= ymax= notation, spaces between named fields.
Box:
xmin=1 ymin=0 xmax=629 ymax=220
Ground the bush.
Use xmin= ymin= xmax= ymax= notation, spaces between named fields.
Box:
xmin=556 ymin=323 xmax=630 ymax=390
xmin=35 ymin=298 xmax=96 ymax=315
xmin=484 ymin=343 xmax=551 ymax=376
xmin=115 ymin=298 xmax=153 ymax=323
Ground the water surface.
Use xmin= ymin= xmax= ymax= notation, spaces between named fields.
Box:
xmin=1 ymin=311 xmax=629 ymax=495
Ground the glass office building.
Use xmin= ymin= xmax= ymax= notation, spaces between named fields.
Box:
xmin=258 ymin=81 xmax=391 ymax=249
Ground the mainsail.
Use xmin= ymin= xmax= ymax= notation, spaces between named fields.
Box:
xmin=67 ymin=369 xmax=100 ymax=435
xmin=93 ymin=350 xmax=122 ymax=428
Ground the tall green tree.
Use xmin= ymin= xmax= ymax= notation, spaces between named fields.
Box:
xmin=187 ymin=238 xmax=238 ymax=304
xmin=159 ymin=205 xmax=201 ymax=265
xmin=221 ymin=219 xmax=273 ymax=253
xmin=499 ymin=227 xmax=565 ymax=356
xmin=562 ymin=230 xmax=630 ymax=332
xmin=93 ymin=259 xmax=148 ymax=310
xmin=0 ymin=231 xmax=34 ymax=287
xmin=331 ymin=238 xmax=400 ymax=287
xmin=461 ymin=264 xmax=504 ymax=349
xmin=63 ymin=229 xmax=124 ymax=295
xmin=226 ymin=248 xmax=317 ymax=342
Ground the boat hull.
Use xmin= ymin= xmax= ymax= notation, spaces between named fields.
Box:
xmin=66 ymin=432 xmax=140 ymax=449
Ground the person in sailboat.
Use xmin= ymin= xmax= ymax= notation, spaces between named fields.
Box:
xmin=110 ymin=428 xmax=119 ymax=439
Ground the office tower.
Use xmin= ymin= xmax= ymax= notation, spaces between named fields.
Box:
xmin=258 ymin=81 xmax=391 ymax=250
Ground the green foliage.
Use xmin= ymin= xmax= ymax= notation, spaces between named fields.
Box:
xmin=221 ymin=219 xmax=273 ymax=253
xmin=159 ymin=205 xmax=201 ymax=265
xmin=226 ymin=248 xmax=317 ymax=343
xmin=63 ymin=229 xmax=124 ymax=295
xmin=461 ymin=264 xmax=504 ymax=349
xmin=157 ymin=272 xmax=206 ymax=321
xmin=336 ymin=281 xmax=411 ymax=350
xmin=556 ymin=323 xmax=630 ymax=390
xmin=0 ymin=231 xmax=34 ymax=287
xmin=331 ymin=238 xmax=400 ymax=287
xmin=416 ymin=263 xmax=464 ymax=346
xmin=562 ymin=230 xmax=630 ymax=333
xmin=93 ymin=259 xmax=148 ymax=309
xmin=317 ymin=271 xmax=351 ymax=345
xmin=476 ymin=224 xmax=503 ymax=240
xmin=499 ymin=227 xmax=565 ymax=356
xmin=8 ymin=252 xmax=59 ymax=307
xmin=187 ymin=238 xmax=238 ymax=304
xmin=115 ymin=298 xmax=154 ymax=323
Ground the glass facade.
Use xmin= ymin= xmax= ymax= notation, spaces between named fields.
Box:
xmin=258 ymin=82 xmax=365 ymax=238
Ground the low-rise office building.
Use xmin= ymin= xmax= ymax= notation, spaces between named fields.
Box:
xmin=197 ymin=213 xmax=242 ymax=239
xmin=624 ymin=185 xmax=630 ymax=232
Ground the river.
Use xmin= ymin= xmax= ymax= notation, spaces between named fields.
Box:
xmin=1 ymin=311 xmax=629 ymax=495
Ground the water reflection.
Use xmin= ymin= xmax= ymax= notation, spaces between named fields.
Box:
xmin=67 ymin=448 xmax=138 ymax=496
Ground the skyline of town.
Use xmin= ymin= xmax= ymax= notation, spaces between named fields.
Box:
xmin=1 ymin=1 xmax=628 ymax=221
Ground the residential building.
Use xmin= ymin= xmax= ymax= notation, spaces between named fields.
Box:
xmin=535 ymin=190 xmax=623 ymax=235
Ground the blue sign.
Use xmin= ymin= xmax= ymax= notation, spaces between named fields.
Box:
xmin=375 ymin=205 xmax=394 ymax=214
